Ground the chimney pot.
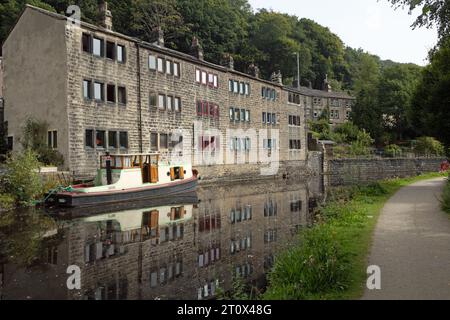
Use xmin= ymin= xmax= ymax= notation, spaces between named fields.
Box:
xmin=248 ymin=63 xmax=260 ymax=78
xmin=191 ymin=37 xmax=204 ymax=60
xmin=99 ymin=1 xmax=113 ymax=30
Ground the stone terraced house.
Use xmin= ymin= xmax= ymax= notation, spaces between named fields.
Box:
xmin=2 ymin=4 xmax=354 ymax=180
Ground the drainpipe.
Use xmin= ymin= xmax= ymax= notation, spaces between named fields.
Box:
xmin=136 ymin=42 xmax=143 ymax=153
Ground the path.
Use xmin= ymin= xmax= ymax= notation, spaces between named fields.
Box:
xmin=363 ymin=177 xmax=450 ymax=300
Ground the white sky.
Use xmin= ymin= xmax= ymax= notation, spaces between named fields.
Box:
xmin=248 ymin=0 xmax=438 ymax=66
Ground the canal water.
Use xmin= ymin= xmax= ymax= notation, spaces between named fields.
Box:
xmin=0 ymin=178 xmax=323 ymax=300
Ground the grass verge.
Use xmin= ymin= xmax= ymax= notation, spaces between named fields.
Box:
xmin=442 ymin=177 xmax=450 ymax=214
xmin=262 ymin=172 xmax=446 ymax=300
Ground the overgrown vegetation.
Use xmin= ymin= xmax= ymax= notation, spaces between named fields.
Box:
xmin=309 ymin=120 xmax=375 ymax=158
xmin=0 ymin=149 xmax=43 ymax=210
xmin=262 ymin=172 xmax=445 ymax=300
xmin=413 ymin=136 xmax=445 ymax=157
xmin=442 ymin=178 xmax=450 ymax=214
xmin=20 ymin=118 xmax=64 ymax=166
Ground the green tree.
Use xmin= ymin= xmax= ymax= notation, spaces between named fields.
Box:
xmin=410 ymin=41 xmax=450 ymax=150
xmin=377 ymin=63 xmax=422 ymax=141
xmin=387 ymin=0 xmax=450 ymax=41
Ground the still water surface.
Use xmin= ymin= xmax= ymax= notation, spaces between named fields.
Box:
xmin=0 ymin=178 xmax=323 ymax=300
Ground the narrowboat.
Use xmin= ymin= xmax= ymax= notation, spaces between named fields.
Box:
xmin=45 ymin=153 xmax=198 ymax=207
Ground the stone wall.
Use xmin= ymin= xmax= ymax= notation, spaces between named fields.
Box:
xmin=325 ymin=157 xmax=444 ymax=186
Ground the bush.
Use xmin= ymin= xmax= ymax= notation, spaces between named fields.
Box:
xmin=20 ymin=117 xmax=64 ymax=166
xmin=442 ymin=180 xmax=450 ymax=214
xmin=0 ymin=193 xmax=15 ymax=211
xmin=384 ymin=144 xmax=402 ymax=157
xmin=2 ymin=149 xmax=43 ymax=206
xmin=334 ymin=122 xmax=360 ymax=144
xmin=414 ymin=137 xmax=445 ymax=156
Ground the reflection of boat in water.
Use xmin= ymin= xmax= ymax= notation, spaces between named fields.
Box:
xmin=45 ymin=153 xmax=198 ymax=207
xmin=47 ymin=191 xmax=199 ymax=219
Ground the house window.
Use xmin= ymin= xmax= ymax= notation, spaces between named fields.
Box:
xmin=96 ymin=130 xmax=106 ymax=148
xmin=234 ymin=108 xmax=240 ymax=121
xmin=85 ymin=130 xmax=94 ymax=148
xmin=197 ymin=101 xmax=203 ymax=116
xmin=149 ymin=92 xmax=157 ymax=107
xmin=166 ymin=60 xmax=172 ymax=75
xmin=82 ymin=33 xmax=91 ymax=53
xmin=201 ymin=71 xmax=207 ymax=85
xmin=7 ymin=136 xmax=13 ymax=151
xmin=240 ymin=109 xmax=245 ymax=122
xmin=106 ymin=84 xmax=115 ymax=103
xmin=158 ymin=94 xmax=166 ymax=110
xmin=119 ymin=132 xmax=128 ymax=149
xmin=157 ymin=57 xmax=164 ymax=73
xmin=167 ymin=96 xmax=173 ymax=111
xmin=272 ymin=113 xmax=276 ymax=124
xmin=195 ymin=69 xmax=201 ymax=83
xmin=229 ymin=108 xmax=234 ymax=121
xmin=262 ymin=112 xmax=266 ymax=123
xmin=208 ymin=73 xmax=214 ymax=87
xmin=160 ymin=133 xmax=168 ymax=150
xmin=245 ymin=110 xmax=250 ymax=122
xmin=117 ymin=45 xmax=125 ymax=63
xmin=174 ymin=97 xmax=181 ymax=112
xmin=83 ymin=80 xmax=92 ymax=99
xmin=229 ymin=80 xmax=233 ymax=92
xmin=106 ymin=41 xmax=115 ymax=60
xmin=150 ymin=133 xmax=158 ymax=151
xmin=93 ymin=37 xmax=104 ymax=57
xmin=213 ymin=75 xmax=218 ymax=88
xmin=173 ymin=62 xmax=180 ymax=77
xmin=149 ymin=55 xmax=157 ymax=70
xmin=108 ymin=131 xmax=117 ymax=149
xmin=239 ymin=82 xmax=245 ymax=95
xmin=245 ymin=83 xmax=250 ymax=95
xmin=94 ymin=82 xmax=104 ymax=101
xmin=233 ymin=81 xmax=239 ymax=93
xmin=203 ymin=101 xmax=209 ymax=115
xmin=267 ymin=113 xmax=271 ymax=124
xmin=118 ymin=87 xmax=126 ymax=104
xmin=47 ymin=131 xmax=57 ymax=149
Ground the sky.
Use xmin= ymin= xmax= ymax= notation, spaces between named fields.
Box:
xmin=248 ymin=0 xmax=438 ymax=66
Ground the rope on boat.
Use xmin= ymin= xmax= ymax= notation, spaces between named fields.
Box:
xmin=34 ymin=185 xmax=75 ymax=205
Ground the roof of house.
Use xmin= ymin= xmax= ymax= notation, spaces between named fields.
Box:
xmin=10 ymin=5 xmax=355 ymax=100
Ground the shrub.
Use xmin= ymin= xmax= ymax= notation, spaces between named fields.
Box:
xmin=0 ymin=193 xmax=15 ymax=211
xmin=384 ymin=144 xmax=402 ymax=157
xmin=414 ymin=137 xmax=445 ymax=156
xmin=3 ymin=149 xmax=43 ymax=206
xmin=334 ymin=122 xmax=360 ymax=143
xmin=442 ymin=179 xmax=450 ymax=214
xmin=20 ymin=117 xmax=64 ymax=166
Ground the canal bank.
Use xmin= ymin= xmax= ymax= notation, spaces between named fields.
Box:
xmin=262 ymin=172 xmax=447 ymax=300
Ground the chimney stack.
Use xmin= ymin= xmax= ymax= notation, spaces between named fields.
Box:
xmin=271 ymin=70 xmax=283 ymax=85
xmin=221 ymin=53 xmax=234 ymax=70
xmin=99 ymin=1 xmax=113 ymax=31
xmin=323 ymin=74 xmax=332 ymax=92
xmin=248 ymin=63 xmax=260 ymax=78
xmin=191 ymin=37 xmax=204 ymax=60
xmin=155 ymin=26 xmax=164 ymax=47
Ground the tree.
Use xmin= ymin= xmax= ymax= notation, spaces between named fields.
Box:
xmin=377 ymin=63 xmax=422 ymax=141
xmin=388 ymin=0 xmax=450 ymax=42
xmin=410 ymin=41 xmax=450 ymax=151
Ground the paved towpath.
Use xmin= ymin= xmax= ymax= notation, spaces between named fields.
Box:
xmin=363 ymin=177 xmax=450 ymax=300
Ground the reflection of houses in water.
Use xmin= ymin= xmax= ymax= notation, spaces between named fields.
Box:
xmin=1 ymin=180 xmax=320 ymax=300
